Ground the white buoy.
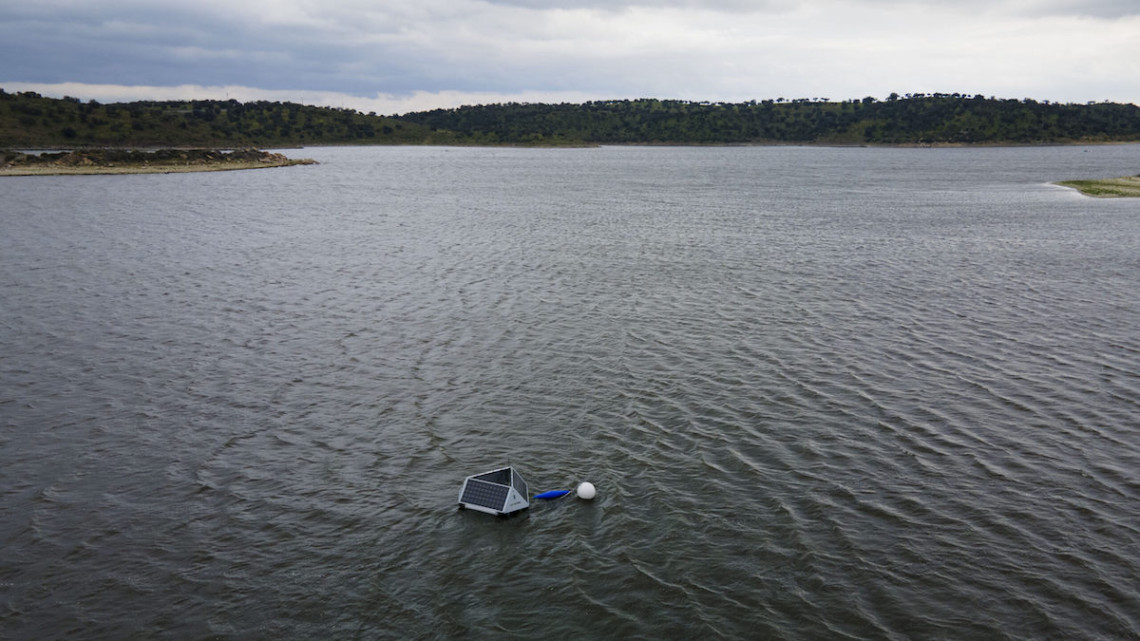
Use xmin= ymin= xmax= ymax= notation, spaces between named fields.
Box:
xmin=576 ymin=482 xmax=596 ymax=500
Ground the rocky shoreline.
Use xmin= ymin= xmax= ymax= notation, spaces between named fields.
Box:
xmin=0 ymin=148 xmax=316 ymax=176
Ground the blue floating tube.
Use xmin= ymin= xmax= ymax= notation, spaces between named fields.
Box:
xmin=533 ymin=490 xmax=571 ymax=500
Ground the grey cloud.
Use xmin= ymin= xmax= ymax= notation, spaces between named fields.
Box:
xmin=1034 ymin=0 xmax=1140 ymax=17
xmin=479 ymin=0 xmax=792 ymax=11
xmin=0 ymin=3 xmax=452 ymax=94
xmin=855 ymin=0 xmax=1139 ymax=17
xmin=2 ymin=0 xmax=1136 ymax=107
xmin=482 ymin=0 xmax=1138 ymax=17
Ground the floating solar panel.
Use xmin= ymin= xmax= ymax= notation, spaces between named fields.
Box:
xmin=458 ymin=466 xmax=530 ymax=516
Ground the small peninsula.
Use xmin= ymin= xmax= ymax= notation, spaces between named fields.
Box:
xmin=0 ymin=148 xmax=316 ymax=176
xmin=1055 ymin=175 xmax=1140 ymax=197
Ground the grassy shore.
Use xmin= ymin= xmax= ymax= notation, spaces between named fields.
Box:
xmin=0 ymin=148 xmax=316 ymax=176
xmin=1055 ymin=175 xmax=1140 ymax=197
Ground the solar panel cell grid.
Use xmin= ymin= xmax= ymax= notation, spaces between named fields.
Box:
xmin=461 ymin=479 xmax=509 ymax=510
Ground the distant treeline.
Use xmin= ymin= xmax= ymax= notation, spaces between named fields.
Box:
xmin=0 ymin=88 xmax=442 ymax=147
xmin=3 ymin=87 xmax=1140 ymax=147
xmin=401 ymin=94 xmax=1140 ymax=145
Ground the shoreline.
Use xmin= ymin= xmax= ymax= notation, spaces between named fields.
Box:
xmin=9 ymin=139 xmax=1140 ymax=153
xmin=1054 ymin=175 xmax=1140 ymax=197
xmin=0 ymin=148 xmax=316 ymax=177
xmin=0 ymin=159 xmax=315 ymax=176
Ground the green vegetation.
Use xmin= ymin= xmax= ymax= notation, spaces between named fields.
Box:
xmin=0 ymin=88 xmax=446 ymax=147
xmin=401 ymin=94 xmax=1140 ymax=145
xmin=3 ymin=88 xmax=1140 ymax=148
xmin=1056 ymin=176 xmax=1140 ymax=197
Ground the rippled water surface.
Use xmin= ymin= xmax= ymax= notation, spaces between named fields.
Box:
xmin=3 ymin=145 xmax=1140 ymax=639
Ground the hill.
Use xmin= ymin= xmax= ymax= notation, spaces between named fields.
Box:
xmin=400 ymin=94 xmax=1140 ymax=146
xmin=0 ymin=89 xmax=447 ymax=148
xmin=3 ymin=88 xmax=1140 ymax=148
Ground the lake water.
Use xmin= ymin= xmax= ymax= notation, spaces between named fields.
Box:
xmin=2 ymin=144 xmax=1139 ymax=640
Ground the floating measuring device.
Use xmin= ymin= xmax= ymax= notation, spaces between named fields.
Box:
xmin=457 ymin=466 xmax=530 ymax=516
xmin=458 ymin=467 xmax=596 ymax=516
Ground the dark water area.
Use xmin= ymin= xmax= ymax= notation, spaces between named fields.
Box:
xmin=2 ymin=145 xmax=1139 ymax=639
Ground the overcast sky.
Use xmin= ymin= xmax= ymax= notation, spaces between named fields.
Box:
xmin=2 ymin=0 xmax=1138 ymax=114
